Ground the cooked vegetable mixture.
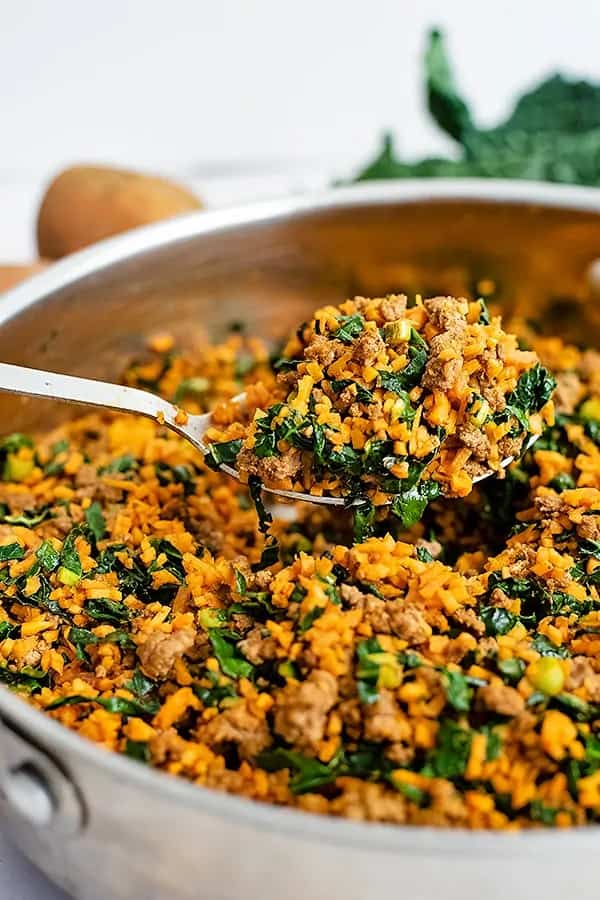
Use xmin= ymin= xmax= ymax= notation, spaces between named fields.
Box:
xmin=1 ymin=308 xmax=600 ymax=831
xmin=206 ymin=295 xmax=554 ymax=536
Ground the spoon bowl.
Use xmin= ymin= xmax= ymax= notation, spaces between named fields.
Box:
xmin=0 ymin=361 xmax=539 ymax=507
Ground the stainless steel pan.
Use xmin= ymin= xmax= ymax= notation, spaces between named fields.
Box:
xmin=1 ymin=180 xmax=600 ymax=900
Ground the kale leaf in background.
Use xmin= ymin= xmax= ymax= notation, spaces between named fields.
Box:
xmin=354 ymin=29 xmax=600 ymax=186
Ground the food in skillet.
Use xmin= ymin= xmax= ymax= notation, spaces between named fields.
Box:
xmin=206 ymin=295 xmax=555 ymax=536
xmin=1 ymin=310 xmax=600 ymax=830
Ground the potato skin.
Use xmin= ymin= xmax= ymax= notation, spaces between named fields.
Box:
xmin=37 ymin=165 xmax=202 ymax=258
xmin=0 ymin=262 xmax=48 ymax=291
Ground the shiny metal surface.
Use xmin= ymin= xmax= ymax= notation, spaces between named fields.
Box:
xmin=0 ymin=180 xmax=599 ymax=900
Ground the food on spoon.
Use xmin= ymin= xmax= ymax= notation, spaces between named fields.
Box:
xmin=206 ymin=295 xmax=555 ymax=533
xmin=37 ymin=165 xmax=202 ymax=259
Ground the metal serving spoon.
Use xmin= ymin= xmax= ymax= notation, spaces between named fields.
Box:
xmin=0 ymin=362 xmax=537 ymax=507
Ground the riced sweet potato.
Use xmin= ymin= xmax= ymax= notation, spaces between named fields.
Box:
xmin=37 ymin=165 xmax=202 ymax=258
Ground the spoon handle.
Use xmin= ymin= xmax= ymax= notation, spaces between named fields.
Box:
xmin=0 ymin=361 xmax=182 ymax=427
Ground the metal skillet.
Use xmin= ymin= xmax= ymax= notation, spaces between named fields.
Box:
xmin=0 ymin=181 xmax=600 ymax=900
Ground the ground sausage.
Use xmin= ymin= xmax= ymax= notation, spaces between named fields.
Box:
xmin=363 ymin=691 xmax=411 ymax=743
xmin=237 ymin=447 xmax=303 ymax=483
xmin=273 ymin=669 xmax=338 ymax=753
xmin=380 ymin=294 xmax=407 ymax=322
xmin=387 ymin=604 xmax=432 ymax=644
xmin=304 ymin=335 xmax=345 ymax=368
xmin=137 ymin=627 xmax=195 ymax=680
xmin=238 ymin=626 xmax=278 ymax=665
xmin=554 ymin=371 xmax=584 ymax=415
xmin=352 ymin=329 xmax=385 ymax=367
xmin=478 ymin=683 xmax=525 ymax=716
xmin=196 ymin=699 xmax=272 ymax=759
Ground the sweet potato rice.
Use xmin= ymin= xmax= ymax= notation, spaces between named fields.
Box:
xmin=4 ymin=291 xmax=600 ymax=831
xmin=205 ymin=296 xmax=555 ymax=540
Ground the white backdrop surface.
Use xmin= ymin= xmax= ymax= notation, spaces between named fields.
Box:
xmin=1 ymin=0 xmax=600 ymax=897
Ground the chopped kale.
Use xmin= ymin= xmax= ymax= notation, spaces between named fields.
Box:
xmin=85 ymin=502 xmax=106 ymax=542
xmin=423 ymin=719 xmax=472 ymax=779
xmin=205 ymin=439 xmax=243 ymax=470
xmin=531 ymin=634 xmax=570 ymax=658
xmin=100 ymin=454 xmax=138 ymax=475
xmin=125 ymin=740 xmax=151 ymax=764
xmin=208 ymin=629 xmax=254 ymax=679
xmin=353 ymin=498 xmax=376 ymax=543
xmin=333 ymin=314 xmax=364 ymax=343
xmin=329 ymin=380 xmax=374 ymax=404
xmin=0 ymin=542 xmax=25 ymax=562
xmin=36 ymin=540 xmax=60 ymax=572
xmin=86 ymin=598 xmax=131 ymax=626
xmin=298 ymin=606 xmax=325 ymax=634
xmin=480 ymin=606 xmax=519 ymax=637
xmin=391 ymin=479 xmax=441 ymax=528
xmin=441 ymin=668 xmax=473 ymax=712
xmin=248 ymin=476 xmax=273 ymax=534
xmin=257 ymin=747 xmax=339 ymax=794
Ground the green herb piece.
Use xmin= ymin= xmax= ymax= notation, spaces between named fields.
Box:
xmin=0 ymin=434 xmax=33 ymax=453
xmin=391 ymin=479 xmax=441 ymax=528
xmin=553 ymin=693 xmax=600 ymax=722
xmin=356 ymin=638 xmax=387 ymax=704
xmin=423 ymin=719 xmax=472 ymax=779
xmin=532 ymin=634 xmax=570 ymax=658
xmin=173 ymin=377 xmax=209 ymax=403
xmin=124 ymin=668 xmax=156 ymax=698
xmin=329 ymin=380 xmax=374 ymax=404
xmin=298 ymin=606 xmax=325 ymax=635
xmin=85 ymin=502 xmax=106 ymax=542
xmin=0 ymin=542 xmax=24 ymax=562
xmin=209 ymin=629 xmax=254 ymax=680
xmin=529 ymin=800 xmax=560 ymax=826
xmin=234 ymin=569 xmax=247 ymax=596
xmin=0 ymin=507 xmax=52 ymax=527
xmin=392 ymin=779 xmax=429 ymax=807
xmin=36 ymin=540 xmax=60 ymax=572
xmin=416 ymin=546 xmax=434 ymax=563
xmin=480 ymin=606 xmax=519 ymax=636
xmin=0 ymin=664 xmax=47 ymax=694
xmin=256 ymin=747 xmax=338 ymax=794
xmin=100 ymin=454 xmax=138 ymax=474
xmin=0 ymin=621 xmax=17 ymax=640
xmin=192 ymin=671 xmax=238 ymax=707
xmin=353 ymin=499 xmax=375 ymax=544
xmin=60 ymin=526 xmax=85 ymax=578
xmin=46 ymin=693 xmax=159 ymax=716
xmin=149 ymin=539 xmax=186 ymax=581
xmin=206 ymin=439 xmax=243 ymax=470
xmin=333 ymin=314 xmax=364 ymax=343
xmin=549 ymin=472 xmax=576 ymax=492
xmin=498 ymin=658 xmax=526 ymax=683
xmin=441 ymin=668 xmax=473 ymax=712
xmin=252 ymin=538 xmax=280 ymax=572
xmin=125 ymin=740 xmax=151 ymax=764
xmin=482 ymin=726 xmax=503 ymax=761
xmin=86 ymin=598 xmax=131 ymax=626
xmin=248 ymin=476 xmax=272 ymax=534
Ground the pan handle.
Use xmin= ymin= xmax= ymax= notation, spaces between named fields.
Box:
xmin=0 ymin=714 xmax=84 ymax=836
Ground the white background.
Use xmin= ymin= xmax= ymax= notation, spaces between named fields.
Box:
xmin=1 ymin=0 xmax=600 ymax=896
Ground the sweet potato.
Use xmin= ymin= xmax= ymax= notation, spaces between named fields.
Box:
xmin=0 ymin=262 xmax=48 ymax=292
xmin=37 ymin=165 xmax=202 ymax=259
